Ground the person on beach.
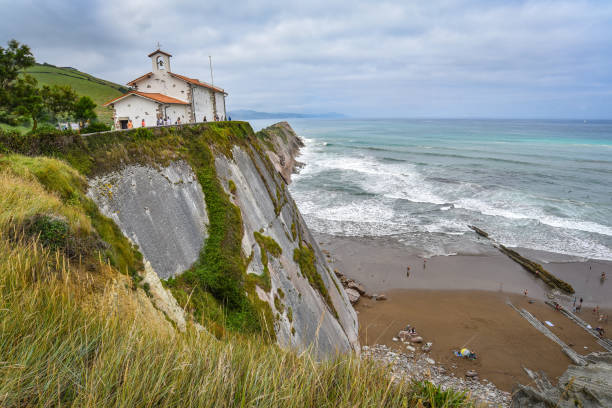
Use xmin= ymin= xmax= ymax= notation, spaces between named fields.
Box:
xmin=406 ymin=266 xmax=410 ymax=278
xmin=602 ymin=272 xmax=607 ymax=281
xmin=524 ymin=289 xmax=528 ymax=296
xmin=423 ymin=259 xmax=427 ymax=269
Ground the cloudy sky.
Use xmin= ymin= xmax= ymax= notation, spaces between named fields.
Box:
xmin=2 ymin=0 xmax=612 ymax=118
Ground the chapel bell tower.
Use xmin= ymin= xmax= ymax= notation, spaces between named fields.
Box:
xmin=149 ymin=48 xmax=172 ymax=73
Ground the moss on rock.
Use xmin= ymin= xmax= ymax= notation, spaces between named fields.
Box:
xmin=293 ymin=243 xmax=338 ymax=319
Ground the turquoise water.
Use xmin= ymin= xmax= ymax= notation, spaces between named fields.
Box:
xmin=251 ymin=119 xmax=612 ymax=260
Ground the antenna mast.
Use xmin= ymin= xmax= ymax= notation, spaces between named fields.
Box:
xmin=208 ymin=56 xmax=214 ymax=86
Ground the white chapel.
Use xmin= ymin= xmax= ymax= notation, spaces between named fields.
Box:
xmin=104 ymin=49 xmax=227 ymax=129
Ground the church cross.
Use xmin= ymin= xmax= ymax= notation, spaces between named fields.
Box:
xmin=156 ymin=41 xmax=162 ymax=50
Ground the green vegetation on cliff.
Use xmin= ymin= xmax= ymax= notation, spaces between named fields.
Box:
xmin=0 ymin=123 xmax=473 ymax=407
xmin=0 ymin=122 xmax=278 ymax=338
xmin=294 ymin=243 xmax=338 ymax=319
xmin=0 ymin=228 xmax=471 ymax=406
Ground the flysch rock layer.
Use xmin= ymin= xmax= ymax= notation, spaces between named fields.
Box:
xmin=215 ymin=143 xmax=359 ymax=356
xmin=511 ymin=352 xmax=612 ymax=408
xmin=87 ymin=160 xmax=209 ymax=280
xmin=258 ymin=121 xmax=305 ymax=184
xmin=86 ymin=123 xmax=359 ymax=356
xmin=87 ymin=160 xmax=208 ymax=332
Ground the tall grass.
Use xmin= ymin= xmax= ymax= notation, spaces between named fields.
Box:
xmin=0 ymin=152 xmax=475 ymax=407
xmin=0 ymin=231 xmax=474 ymax=407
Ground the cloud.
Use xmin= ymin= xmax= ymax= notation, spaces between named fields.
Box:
xmin=1 ymin=0 xmax=611 ymax=118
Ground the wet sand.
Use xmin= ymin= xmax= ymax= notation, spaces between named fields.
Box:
xmin=318 ymin=234 xmax=612 ymax=392
xmin=319 ymin=234 xmax=612 ymax=308
xmin=356 ymin=290 xmax=607 ymax=392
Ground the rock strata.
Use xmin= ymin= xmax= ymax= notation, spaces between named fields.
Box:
xmin=511 ymin=352 xmax=612 ymax=408
xmin=345 ymin=288 xmax=361 ymax=305
xmin=332 ymin=269 xmax=371 ymax=304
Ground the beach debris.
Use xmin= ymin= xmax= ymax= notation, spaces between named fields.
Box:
xmin=466 ymin=370 xmax=478 ymax=378
xmin=362 ymin=344 xmax=511 ymax=407
xmin=544 ymin=320 xmax=554 ymax=327
xmin=398 ymin=330 xmax=412 ymax=342
xmin=345 ymin=288 xmax=360 ymax=304
xmin=347 ymin=281 xmax=366 ymax=295
xmin=392 ymin=337 xmax=399 ymax=342
xmin=454 ymin=348 xmax=477 ymax=359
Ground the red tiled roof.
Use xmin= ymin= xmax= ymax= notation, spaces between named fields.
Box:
xmin=148 ymin=49 xmax=173 ymax=58
xmin=126 ymin=72 xmax=153 ymax=86
xmin=125 ymin=71 xmax=227 ymax=94
xmin=103 ymin=91 xmax=189 ymax=106
xmin=169 ymin=72 xmax=227 ymax=94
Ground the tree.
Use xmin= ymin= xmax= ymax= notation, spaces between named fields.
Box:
xmin=11 ymin=75 xmax=44 ymax=131
xmin=73 ymin=96 xmax=97 ymax=127
xmin=0 ymin=39 xmax=35 ymax=106
xmin=41 ymin=85 xmax=78 ymax=121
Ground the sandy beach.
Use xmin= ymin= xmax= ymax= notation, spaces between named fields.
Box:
xmin=317 ymin=233 xmax=612 ymax=392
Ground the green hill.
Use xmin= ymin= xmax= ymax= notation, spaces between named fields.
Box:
xmin=24 ymin=63 xmax=128 ymax=125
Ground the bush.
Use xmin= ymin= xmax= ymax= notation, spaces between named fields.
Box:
xmin=26 ymin=214 xmax=69 ymax=251
xmin=82 ymin=122 xmax=110 ymax=133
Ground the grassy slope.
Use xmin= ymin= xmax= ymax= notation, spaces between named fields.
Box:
xmin=0 ymin=124 xmax=473 ymax=407
xmin=24 ymin=63 xmax=126 ymax=125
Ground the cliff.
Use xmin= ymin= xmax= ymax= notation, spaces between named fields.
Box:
xmin=2 ymin=122 xmax=357 ymax=355
xmin=0 ymin=123 xmax=476 ymax=407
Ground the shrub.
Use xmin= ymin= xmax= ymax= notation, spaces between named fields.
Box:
xmin=26 ymin=214 xmax=68 ymax=251
xmin=82 ymin=122 xmax=110 ymax=133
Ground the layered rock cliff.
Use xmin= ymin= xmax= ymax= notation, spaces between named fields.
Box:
xmin=81 ymin=122 xmax=358 ymax=355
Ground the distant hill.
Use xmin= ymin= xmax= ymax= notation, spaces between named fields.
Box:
xmin=229 ymin=109 xmax=346 ymax=120
xmin=24 ymin=63 xmax=128 ymax=124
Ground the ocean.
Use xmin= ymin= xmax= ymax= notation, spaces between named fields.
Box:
xmin=250 ymin=119 xmax=612 ymax=261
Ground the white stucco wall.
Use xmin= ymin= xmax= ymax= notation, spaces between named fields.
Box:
xmin=215 ymin=92 xmax=226 ymax=119
xmin=111 ymin=95 xmax=190 ymax=126
xmin=164 ymin=104 xmax=190 ymax=124
xmin=134 ymin=72 xmax=190 ymax=102
xmin=191 ymin=86 xmax=215 ymax=122
xmin=113 ymin=96 xmax=160 ymax=127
